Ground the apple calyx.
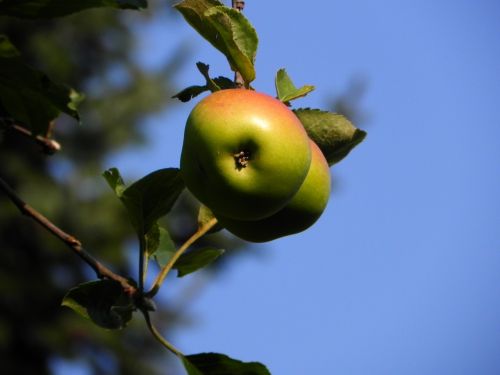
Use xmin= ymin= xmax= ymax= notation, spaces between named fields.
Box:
xmin=234 ymin=149 xmax=251 ymax=170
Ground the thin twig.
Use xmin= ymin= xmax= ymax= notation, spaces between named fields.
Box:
xmin=0 ymin=176 xmax=137 ymax=295
xmin=145 ymin=217 xmax=218 ymax=298
xmin=232 ymin=0 xmax=246 ymax=88
xmin=9 ymin=122 xmax=61 ymax=155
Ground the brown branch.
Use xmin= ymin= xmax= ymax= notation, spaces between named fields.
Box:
xmin=232 ymin=0 xmax=246 ymax=88
xmin=11 ymin=123 xmax=61 ymax=155
xmin=0 ymin=176 xmax=137 ymax=296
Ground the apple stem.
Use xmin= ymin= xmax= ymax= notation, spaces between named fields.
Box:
xmin=144 ymin=217 xmax=218 ymax=298
xmin=141 ymin=308 xmax=183 ymax=357
xmin=231 ymin=0 xmax=246 ymax=88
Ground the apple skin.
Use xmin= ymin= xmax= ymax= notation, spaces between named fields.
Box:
xmin=216 ymin=140 xmax=331 ymax=242
xmin=180 ymin=89 xmax=312 ymax=220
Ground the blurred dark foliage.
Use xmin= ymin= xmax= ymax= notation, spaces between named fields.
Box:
xmin=0 ymin=2 xmax=247 ymax=374
xmin=0 ymin=1 xmax=366 ymax=373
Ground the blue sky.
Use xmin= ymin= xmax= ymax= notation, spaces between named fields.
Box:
xmin=105 ymin=1 xmax=500 ymax=374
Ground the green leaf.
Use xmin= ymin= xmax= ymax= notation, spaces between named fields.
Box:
xmin=120 ymin=168 xmax=185 ymax=235
xmin=62 ymin=280 xmax=135 ymax=330
xmin=102 ymin=167 xmax=126 ymax=197
xmin=294 ymin=108 xmax=367 ymax=165
xmin=0 ymin=35 xmax=82 ymax=135
xmin=0 ymin=0 xmax=147 ymax=19
xmin=145 ymin=223 xmax=161 ymax=257
xmin=151 ymin=226 xmax=176 ymax=268
xmin=181 ymin=353 xmax=271 ymax=375
xmin=175 ymin=247 xmax=224 ymax=277
xmin=205 ymin=7 xmax=257 ymax=83
xmin=197 ymin=204 xmax=223 ymax=234
xmin=0 ymin=35 xmax=20 ymax=57
xmin=174 ymin=0 xmax=258 ymax=84
xmin=275 ymin=68 xmax=315 ymax=104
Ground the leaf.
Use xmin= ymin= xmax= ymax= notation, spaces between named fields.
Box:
xmin=205 ymin=6 xmax=258 ymax=83
xmin=172 ymin=85 xmax=208 ymax=102
xmin=151 ymin=226 xmax=177 ymax=268
xmin=62 ymin=280 xmax=135 ymax=330
xmin=174 ymin=0 xmax=258 ymax=84
xmin=197 ymin=204 xmax=222 ymax=233
xmin=181 ymin=353 xmax=271 ymax=375
xmin=0 ymin=35 xmax=82 ymax=135
xmin=294 ymin=108 xmax=367 ymax=165
xmin=213 ymin=76 xmax=237 ymax=90
xmin=175 ymin=247 xmax=224 ymax=277
xmin=102 ymin=167 xmax=126 ymax=197
xmin=275 ymin=69 xmax=315 ymax=104
xmin=120 ymin=168 xmax=185 ymax=235
xmin=0 ymin=0 xmax=147 ymax=19
xmin=145 ymin=223 xmax=161 ymax=257
xmin=172 ymin=62 xmax=236 ymax=103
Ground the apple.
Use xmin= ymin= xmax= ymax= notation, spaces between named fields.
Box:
xmin=216 ymin=140 xmax=331 ymax=242
xmin=180 ymin=89 xmax=312 ymax=220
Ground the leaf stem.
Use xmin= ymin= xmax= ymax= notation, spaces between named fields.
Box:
xmin=145 ymin=217 xmax=218 ymax=298
xmin=231 ymin=0 xmax=246 ymax=88
xmin=141 ymin=309 xmax=183 ymax=356
xmin=0 ymin=175 xmax=137 ymax=295
xmin=138 ymin=235 xmax=147 ymax=291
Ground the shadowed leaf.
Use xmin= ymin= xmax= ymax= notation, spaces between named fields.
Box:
xmin=181 ymin=352 xmax=271 ymax=375
xmin=120 ymin=168 xmax=185 ymax=235
xmin=294 ymin=108 xmax=367 ymax=165
xmin=62 ymin=280 xmax=135 ymax=330
xmin=0 ymin=35 xmax=82 ymax=135
xmin=0 ymin=0 xmax=147 ymax=19
xmin=172 ymin=62 xmax=236 ymax=102
xmin=175 ymin=247 xmax=224 ymax=277
xmin=172 ymin=85 xmax=208 ymax=102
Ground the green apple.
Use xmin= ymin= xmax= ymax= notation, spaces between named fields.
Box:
xmin=180 ymin=89 xmax=312 ymax=220
xmin=216 ymin=140 xmax=331 ymax=242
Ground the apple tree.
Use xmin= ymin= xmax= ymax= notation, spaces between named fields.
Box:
xmin=0 ymin=0 xmax=366 ymax=373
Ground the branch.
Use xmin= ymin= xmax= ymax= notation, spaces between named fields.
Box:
xmin=231 ymin=0 xmax=246 ymax=88
xmin=0 ymin=176 xmax=137 ymax=296
xmin=3 ymin=119 xmax=61 ymax=155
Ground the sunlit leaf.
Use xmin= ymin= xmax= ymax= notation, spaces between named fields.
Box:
xmin=175 ymin=0 xmax=258 ymax=84
xmin=102 ymin=167 xmax=126 ymax=197
xmin=197 ymin=204 xmax=223 ymax=233
xmin=205 ymin=6 xmax=257 ymax=83
xmin=152 ymin=226 xmax=176 ymax=268
xmin=275 ymin=68 xmax=314 ymax=104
